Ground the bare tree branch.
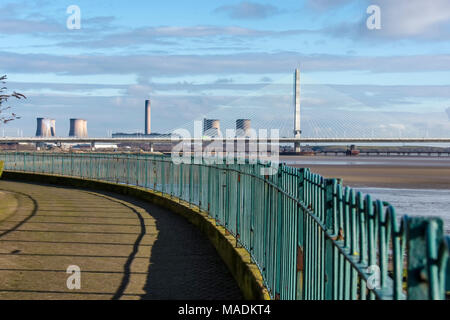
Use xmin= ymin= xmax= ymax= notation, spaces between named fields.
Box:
xmin=0 ymin=75 xmax=25 ymax=124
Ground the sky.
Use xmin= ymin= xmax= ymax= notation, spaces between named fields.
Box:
xmin=1 ymin=0 xmax=450 ymax=138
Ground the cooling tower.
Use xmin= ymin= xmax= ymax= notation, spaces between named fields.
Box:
xmin=203 ymin=119 xmax=221 ymax=137
xmin=36 ymin=118 xmax=56 ymax=137
xmin=145 ymin=100 xmax=151 ymax=135
xmin=50 ymin=119 xmax=56 ymax=136
xmin=69 ymin=119 xmax=88 ymax=138
xmin=236 ymin=119 xmax=251 ymax=137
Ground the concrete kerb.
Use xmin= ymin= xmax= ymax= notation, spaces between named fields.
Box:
xmin=1 ymin=170 xmax=271 ymax=300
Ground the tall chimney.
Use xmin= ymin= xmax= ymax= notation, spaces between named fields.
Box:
xmin=145 ymin=100 xmax=151 ymax=135
xmin=293 ymin=68 xmax=301 ymax=152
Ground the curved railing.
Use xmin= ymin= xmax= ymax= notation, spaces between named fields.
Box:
xmin=0 ymin=152 xmax=448 ymax=300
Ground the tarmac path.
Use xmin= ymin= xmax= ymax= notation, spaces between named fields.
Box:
xmin=0 ymin=180 xmax=242 ymax=300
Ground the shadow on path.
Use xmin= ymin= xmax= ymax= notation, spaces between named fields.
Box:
xmin=92 ymin=191 xmax=243 ymax=300
xmin=0 ymin=178 xmax=242 ymax=300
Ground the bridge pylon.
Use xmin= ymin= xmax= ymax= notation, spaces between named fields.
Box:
xmin=293 ymin=68 xmax=301 ymax=153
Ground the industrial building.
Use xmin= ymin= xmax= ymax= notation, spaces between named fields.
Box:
xmin=112 ymin=100 xmax=167 ymax=139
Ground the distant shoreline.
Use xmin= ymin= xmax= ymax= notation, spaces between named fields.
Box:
xmin=285 ymin=156 xmax=450 ymax=189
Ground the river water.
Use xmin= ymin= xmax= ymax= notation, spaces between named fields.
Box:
xmin=281 ymin=156 xmax=450 ymax=233
xmin=354 ymin=187 xmax=450 ymax=233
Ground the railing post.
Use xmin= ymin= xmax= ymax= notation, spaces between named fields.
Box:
xmin=160 ymin=159 xmax=164 ymax=194
xmin=136 ymin=155 xmax=140 ymax=186
xmin=189 ymin=163 xmax=193 ymax=206
xmin=236 ymin=165 xmax=241 ymax=245
xmin=324 ymin=178 xmax=336 ymax=300
xmin=296 ymin=168 xmax=305 ymax=300
xmin=198 ymin=163 xmax=202 ymax=208
xmin=407 ymin=217 xmax=444 ymax=299
xmin=249 ymin=163 xmax=256 ymax=257
xmin=145 ymin=156 xmax=148 ymax=188
xmin=70 ymin=153 xmax=73 ymax=176
xmin=275 ymin=167 xmax=283 ymax=299
xmin=179 ymin=163 xmax=183 ymax=199
xmin=126 ymin=154 xmax=130 ymax=185
xmin=61 ymin=154 xmax=64 ymax=175
xmin=79 ymin=153 xmax=83 ymax=177
xmin=97 ymin=155 xmax=101 ymax=179
xmin=207 ymin=165 xmax=212 ymax=214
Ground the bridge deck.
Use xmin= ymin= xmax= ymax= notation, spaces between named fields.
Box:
xmin=0 ymin=180 xmax=242 ymax=300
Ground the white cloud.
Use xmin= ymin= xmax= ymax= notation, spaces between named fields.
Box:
xmin=3 ymin=51 xmax=450 ymax=77
xmin=214 ymin=1 xmax=282 ymax=20
xmin=305 ymin=0 xmax=354 ymax=11
xmin=0 ymin=19 xmax=63 ymax=34
xmin=374 ymin=0 xmax=450 ymax=37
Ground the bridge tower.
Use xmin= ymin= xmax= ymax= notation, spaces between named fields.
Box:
xmin=293 ymin=68 xmax=301 ymax=153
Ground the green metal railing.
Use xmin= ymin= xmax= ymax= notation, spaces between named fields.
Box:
xmin=0 ymin=152 xmax=448 ymax=300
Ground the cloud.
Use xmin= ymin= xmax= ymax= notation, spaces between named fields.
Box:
xmin=0 ymin=19 xmax=64 ymax=34
xmin=305 ymin=0 xmax=355 ymax=11
xmin=213 ymin=1 xmax=282 ymax=20
xmin=8 ymin=79 xmax=450 ymax=137
xmin=329 ymin=0 xmax=450 ymax=41
xmin=373 ymin=0 xmax=450 ymax=38
xmin=55 ymin=25 xmax=316 ymax=49
xmin=83 ymin=16 xmax=116 ymax=27
xmin=324 ymin=85 xmax=450 ymax=109
xmin=57 ymin=26 xmax=262 ymax=48
xmin=260 ymin=77 xmax=272 ymax=83
xmin=446 ymin=107 xmax=450 ymax=120
xmin=388 ymin=123 xmax=406 ymax=130
xmin=3 ymin=51 xmax=450 ymax=77
xmin=214 ymin=78 xmax=234 ymax=84
xmin=0 ymin=2 xmax=22 ymax=16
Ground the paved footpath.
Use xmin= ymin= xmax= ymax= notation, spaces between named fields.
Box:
xmin=0 ymin=180 xmax=242 ymax=300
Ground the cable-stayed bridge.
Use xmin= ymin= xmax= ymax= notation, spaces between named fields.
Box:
xmin=0 ymin=137 xmax=450 ymax=144
xmin=2 ymin=70 xmax=450 ymax=146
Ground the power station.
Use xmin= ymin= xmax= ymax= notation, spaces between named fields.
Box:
xmin=112 ymin=99 xmax=167 ymax=138
xmin=27 ymin=69 xmax=304 ymax=151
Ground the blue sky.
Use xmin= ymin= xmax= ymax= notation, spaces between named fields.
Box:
xmin=1 ymin=0 xmax=450 ymax=137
